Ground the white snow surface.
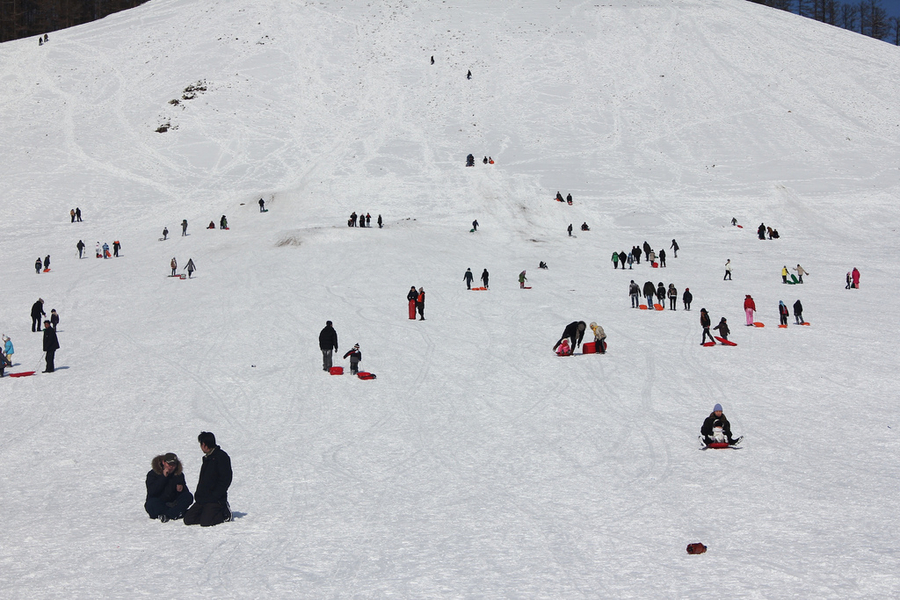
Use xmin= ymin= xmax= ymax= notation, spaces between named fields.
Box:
xmin=1 ymin=0 xmax=899 ymax=597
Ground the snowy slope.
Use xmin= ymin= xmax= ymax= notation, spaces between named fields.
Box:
xmin=0 ymin=0 xmax=899 ymax=597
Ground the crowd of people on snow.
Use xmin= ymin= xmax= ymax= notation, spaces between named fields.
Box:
xmin=347 ymin=212 xmax=382 ymax=228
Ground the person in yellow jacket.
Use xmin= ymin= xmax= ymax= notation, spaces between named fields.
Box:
xmin=781 ymin=265 xmax=789 ymax=284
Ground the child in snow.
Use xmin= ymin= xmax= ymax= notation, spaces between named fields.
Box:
xmin=713 ymin=317 xmax=730 ymax=341
xmin=701 ymin=403 xmax=742 ymax=446
xmin=519 ymin=271 xmax=527 ymax=288
xmin=343 ymin=344 xmax=362 ymax=375
xmin=779 ymin=301 xmax=789 ymax=326
xmin=2 ymin=335 xmax=13 ymax=365
xmin=589 ymin=322 xmax=606 ymax=354
xmin=50 ymin=309 xmax=59 ymax=329
xmin=555 ymin=339 xmax=571 ymax=356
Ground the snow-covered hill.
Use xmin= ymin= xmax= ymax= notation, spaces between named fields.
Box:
xmin=1 ymin=0 xmax=898 ymax=597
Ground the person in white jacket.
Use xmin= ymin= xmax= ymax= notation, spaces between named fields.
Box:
xmin=589 ymin=322 xmax=607 ymax=354
xmin=793 ymin=264 xmax=808 ymax=283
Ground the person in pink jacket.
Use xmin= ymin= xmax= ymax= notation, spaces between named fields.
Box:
xmin=851 ymin=268 xmax=860 ymax=289
xmin=743 ymin=294 xmax=756 ymax=326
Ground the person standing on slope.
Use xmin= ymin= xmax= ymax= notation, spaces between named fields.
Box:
xmin=781 ymin=265 xmax=789 ymax=284
xmin=611 ymin=251 xmax=619 ymax=268
xmin=319 ymin=320 xmax=339 ymax=372
xmin=76 ymin=240 xmax=85 ymax=259
xmin=793 ymin=264 xmax=808 ymax=283
xmin=851 ymin=268 xmax=860 ymax=289
xmin=416 ymin=287 xmax=425 ymax=320
xmin=185 ymin=259 xmax=196 ymax=279
xmin=713 ymin=317 xmax=730 ymax=342
xmin=343 ymin=343 xmax=362 ymax=375
xmin=182 ymin=219 xmax=188 ymax=236
xmin=778 ymin=301 xmax=789 ymax=326
xmin=629 ymin=280 xmax=640 ymax=308
xmin=518 ymin=271 xmax=528 ymax=288
xmin=724 ymin=259 xmax=732 ymax=280
xmin=642 ymin=281 xmax=655 ymax=308
xmin=655 ymin=282 xmax=666 ymax=306
xmin=589 ymin=322 xmax=607 ymax=354
xmin=683 ymin=287 xmax=693 ymax=311
xmin=481 ymin=269 xmax=489 ymax=289
xmin=670 ymin=239 xmax=679 ymax=258
xmin=744 ymin=294 xmax=756 ymax=325
xmin=463 ymin=268 xmax=474 ymax=290
xmin=31 ymin=298 xmax=45 ymax=332
xmin=793 ymin=299 xmax=805 ymax=324
xmin=34 ymin=257 xmax=42 ymax=274
xmin=667 ymin=284 xmax=677 ymax=310
xmin=407 ymin=286 xmax=418 ymax=320
xmin=42 ymin=320 xmax=59 ymax=372
xmin=170 ymin=257 xmax=177 ymax=277
xmin=658 ymin=248 xmax=666 ymax=268
xmin=700 ymin=308 xmax=714 ymax=345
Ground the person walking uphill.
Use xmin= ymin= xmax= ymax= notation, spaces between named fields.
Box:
xmin=793 ymin=299 xmax=805 ymax=324
xmin=31 ymin=298 xmax=46 ymax=332
xmin=553 ymin=321 xmax=586 ymax=354
xmin=714 ymin=317 xmax=730 ymax=341
xmin=464 ymin=268 xmax=474 ymax=290
xmin=724 ymin=259 xmax=733 ymax=280
xmin=184 ymin=432 xmax=232 ymax=527
xmin=744 ymin=294 xmax=756 ymax=326
xmin=319 ymin=321 xmax=338 ymax=371
xmin=519 ymin=271 xmax=527 ymax=289
xmin=779 ymin=301 xmax=789 ymax=326
xmin=42 ymin=320 xmax=59 ymax=372
xmin=481 ymin=269 xmax=489 ymax=289
xmin=642 ymin=281 xmax=655 ymax=308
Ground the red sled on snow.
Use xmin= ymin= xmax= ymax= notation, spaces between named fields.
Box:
xmin=408 ymin=299 xmax=416 ymax=320
xmin=8 ymin=371 xmax=36 ymax=377
xmin=715 ymin=336 xmax=737 ymax=346
xmin=329 ymin=366 xmax=343 ymax=375
xmin=654 ymin=303 xmax=664 ymax=311
xmin=583 ymin=341 xmax=607 ymax=354
xmin=651 ymin=262 xmax=658 ymax=268
xmin=705 ymin=442 xmax=731 ymax=449
xmin=753 ymin=322 xmax=765 ymax=327
xmin=357 ymin=371 xmax=376 ymax=380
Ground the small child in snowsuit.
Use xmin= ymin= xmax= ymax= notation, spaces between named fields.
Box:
xmin=555 ymin=339 xmax=571 ymax=356
xmin=343 ymin=344 xmax=362 ymax=375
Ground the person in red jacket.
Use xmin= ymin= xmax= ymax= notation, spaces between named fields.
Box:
xmin=743 ymin=294 xmax=756 ymax=326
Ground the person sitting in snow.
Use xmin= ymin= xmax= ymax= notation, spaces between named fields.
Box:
xmin=343 ymin=343 xmax=362 ymax=375
xmin=555 ymin=339 xmax=572 ymax=356
xmin=145 ymin=452 xmax=193 ymax=522
xmin=701 ymin=404 xmax=741 ymax=446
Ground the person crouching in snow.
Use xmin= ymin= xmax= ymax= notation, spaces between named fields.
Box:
xmin=701 ymin=403 xmax=741 ymax=446
xmin=555 ymin=339 xmax=572 ymax=356
xmin=553 ymin=321 xmax=586 ymax=354
xmin=145 ymin=452 xmax=193 ymax=522
xmin=343 ymin=344 xmax=362 ymax=375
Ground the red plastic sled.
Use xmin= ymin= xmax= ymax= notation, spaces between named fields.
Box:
xmin=408 ymin=300 xmax=416 ymax=320
xmin=715 ymin=336 xmax=737 ymax=346
xmin=706 ymin=442 xmax=730 ymax=449
xmin=8 ymin=371 xmax=35 ymax=377
xmin=651 ymin=262 xmax=658 ymax=268
xmin=801 ymin=322 xmax=810 ymax=326
xmin=702 ymin=342 xmax=717 ymax=347
xmin=753 ymin=322 xmax=765 ymax=327
xmin=522 ymin=286 xmax=532 ymax=289
xmin=654 ymin=303 xmax=664 ymax=310
xmin=357 ymin=372 xmax=376 ymax=380
xmin=329 ymin=366 xmax=343 ymax=375
xmin=639 ymin=305 xmax=648 ymax=310
xmin=778 ymin=324 xmax=788 ymax=328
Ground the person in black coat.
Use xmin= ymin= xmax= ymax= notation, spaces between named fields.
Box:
xmin=757 ymin=223 xmax=766 ymax=240
xmin=77 ymin=240 xmax=85 ymax=259
xmin=42 ymin=320 xmax=59 ymax=372
xmin=701 ymin=404 xmax=740 ymax=446
xmin=319 ymin=320 xmax=339 ymax=371
xmin=655 ymin=282 xmax=666 ymax=304
xmin=343 ymin=343 xmax=362 ymax=374
xmin=31 ymin=298 xmax=45 ymax=332
xmin=552 ymin=321 xmax=586 ymax=353
xmin=632 ymin=246 xmax=641 ymax=265
xmin=682 ymin=287 xmax=693 ymax=311
xmin=700 ymin=308 xmax=714 ymax=344
xmin=793 ymin=299 xmax=804 ymax=324
xmin=658 ymin=248 xmax=666 ymax=267
xmin=184 ymin=432 xmax=232 ymax=527
xmin=618 ymin=251 xmax=627 ymax=267
xmin=145 ymin=453 xmax=193 ymax=522
xmin=642 ymin=281 xmax=655 ymax=308
xmin=463 ymin=268 xmax=474 ymax=289
xmin=642 ymin=241 xmax=651 ymax=261
xmin=670 ymin=239 xmax=679 ymax=258
xmin=481 ymin=269 xmax=489 ymax=289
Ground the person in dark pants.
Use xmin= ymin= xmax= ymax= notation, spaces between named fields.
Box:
xmin=683 ymin=287 xmax=693 ymax=310
xmin=713 ymin=317 xmax=730 ymax=341
xmin=76 ymin=240 xmax=85 ymax=259
xmin=31 ymin=298 xmax=45 ymax=332
xmin=113 ymin=240 xmax=121 ymax=257
xmin=552 ymin=321 xmax=586 ymax=353
xmin=658 ymin=248 xmax=666 ymax=268
xmin=416 ymin=288 xmax=426 ymax=320
xmin=642 ymin=281 xmax=655 ymax=308
xmin=700 ymin=308 xmax=714 ymax=344
xmin=258 ymin=198 xmax=265 ymax=212
xmin=50 ymin=309 xmax=59 ymax=329
xmin=343 ymin=343 xmax=362 ymax=375
xmin=75 ymin=207 xmax=82 ymax=221
xmin=481 ymin=269 xmax=489 ymax=289
xmin=670 ymin=239 xmax=679 ymax=258
xmin=34 ymin=258 xmax=42 ymax=274
xmin=319 ymin=320 xmax=338 ymax=371
xmin=464 ymin=268 xmax=474 ymax=289
xmin=42 ymin=321 xmax=59 ymax=372
xmin=184 ymin=432 xmax=232 ymax=527
xmin=701 ymin=403 xmax=741 ymax=446
xmin=181 ymin=219 xmax=188 ymax=236
xmin=793 ymin=299 xmax=805 ymax=324
xmin=145 ymin=453 xmax=193 ymax=522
